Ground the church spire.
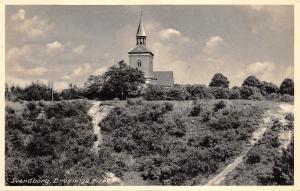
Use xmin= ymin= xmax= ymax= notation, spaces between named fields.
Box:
xmin=136 ymin=11 xmax=146 ymax=45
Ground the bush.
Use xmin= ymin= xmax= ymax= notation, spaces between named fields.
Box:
xmin=280 ymin=94 xmax=294 ymax=102
xmin=189 ymin=103 xmax=203 ymax=116
xmin=143 ymin=85 xmax=167 ymax=101
xmin=246 ymin=153 xmax=261 ymax=164
xmin=285 ymin=113 xmax=294 ymax=122
xmin=240 ymin=85 xmax=262 ymax=100
xmin=165 ymin=86 xmax=189 ymax=101
xmin=260 ymin=81 xmax=279 ymax=95
xmin=163 ymin=102 xmax=174 ymax=111
xmin=279 ymin=78 xmax=294 ymax=96
xmin=213 ymin=100 xmax=226 ymax=112
xmin=126 ymin=98 xmax=144 ymax=106
xmin=249 ymin=92 xmax=265 ymax=101
xmin=211 ymin=87 xmax=230 ymax=99
xmin=5 ymin=100 xmax=103 ymax=185
xmin=266 ymin=93 xmax=280 ymax=101
xmin=229 ymin=87 xmax=241 ymax=100
xmin=185 ymin=84 xmax=214 ymax=99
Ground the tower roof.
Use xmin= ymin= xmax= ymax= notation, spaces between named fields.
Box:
xmin=136 ymin=11 xmax=146 ymax=37
xmin=128 ymin=44 xmax=153 ymax=56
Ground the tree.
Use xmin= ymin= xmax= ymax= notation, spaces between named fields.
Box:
xmin=143 ymin=84 xmax=167 ymax=101
xmin=261 ymin=81 xmax=279 ymax=95
xmin=209 ymin=73 xmax=229 ymax=88
xmin=103 ymin=60 xmax=145 ymax=99
xmin=184 ymin=84 xmax=214 ymax=99
xmin=22 ymin=82 xmax=60 ymax=101
xmin=61 ymin=83 xmax=81 ymax=100
xmin=83 ymin=75 xmax=104 ymax=99
xmin=242 ymin=75 xmax=262 ymax=88
xmin=240 ymin=85 xmax=262 ymax=99
xmin=229 ymin=86 xmax=241 ymax=100
xmin=211 ymin=87 xmax=230 ymax=99
xmin=279 ymin=78 xmax=294 ymax=96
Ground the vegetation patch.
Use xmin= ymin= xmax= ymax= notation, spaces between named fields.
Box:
xmin=224 ymin=114 xmax=294 ymax=185
xmin=99 ymin=100 xmax=266 ymax=185
xmin=5 ymin=100 xmax=108 ymax=186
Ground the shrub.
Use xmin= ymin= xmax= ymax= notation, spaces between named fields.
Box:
xmin=163 ymin=102 xmax=174 ymax=111
xmin=126 ymin=98 xmax=144 ymax=106
xmin=189 ymin=103 xmax=203 ymax=116
xmin=61 ymin=86 xmax=82 ymax=100
xmin=280 ymin=94 xmax=294 ymax=102
xmin=185 ymin=84 xmax=214 ymax=99
xmin=165 ymin=86 xmax=189 ymax=101
xmin=249 ymin=92 xmax=265 ymax=101
xmin=272 ymin=141 xmax=294 ymax=185
xmin=285 ymin=113 xmax=294 ymax=121
xmin=246 ymin=153 xmax=261 ymax=164
xmin=240 ymin=85 xmax=262 ymax=100
xmin=279 ymin=78 xmax=294 ymax=96
xmin=266 ymin=93 xmax=280 ymax=101
xmin=211 ymin=87 xmax=230 ymax=99
xmin=143 ymin=84 xmax=167 ymax=101
xmin=229 ymin=86 xmax=241 ymax=99
xmin=260 ymin=81 xmax=279 ymax=95
xmin=213 ymin=100 xmax=226 ymax=112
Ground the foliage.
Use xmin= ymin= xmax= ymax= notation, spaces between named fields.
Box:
xmin=189 ymin=102 xmax=203 ymax=116
xmin=7 ymin=82 xmax=60 ymax=101
xmin=184 ymin=84 xmax=214 ymax=100
xmin=165 ymin=85 xmax=189 ymax=101
xmin=242 ymin=75 xmax=262 ymax=88
xmin=209 ymin=73 xmax=230 ymax=88
xmin=211 ymin=87 xmax=230 ymax=99
xmin=101 ymin=60 xmax=145 ymax=100
xmin=260 ymin=81 xmax=279 ymax=95
xmin=5 ymin=100 xmax=106 ymax=185
xmin=279 ymin=78 xmax=294 ymax=96
xmin=83 ymin=60 xmax=145 ymax=100
xmin=280 ymin=94 xmax=294 ymax=102
xmin=100 ymin=100 xmax=264 ymax=185
xmin=240 ymin=85 xmax=262 ymax=100
xmin=61 ymin=84 xmax=82 ymax=100
xmin=229 ymin=86 xmax=241 ymax=99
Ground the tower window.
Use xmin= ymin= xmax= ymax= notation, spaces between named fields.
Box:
xmin=137 ymin=60 xmax=142 ymax=67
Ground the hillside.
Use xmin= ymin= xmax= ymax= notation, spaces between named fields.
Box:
xmin=5 ymin=99 xmax=294 ymax=185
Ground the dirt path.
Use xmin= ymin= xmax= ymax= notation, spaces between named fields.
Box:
xmin=87 ymin=101 xmax=123 ymax=185
xmin=205 ymin=103 xmax=293 ymax=186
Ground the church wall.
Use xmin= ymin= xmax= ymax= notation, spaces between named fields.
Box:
xmin=129 ymin=53 xmax=154 ymax=79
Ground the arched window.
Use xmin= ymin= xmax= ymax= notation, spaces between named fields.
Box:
xmin=137 ymin=60 xmax=142 ymax=67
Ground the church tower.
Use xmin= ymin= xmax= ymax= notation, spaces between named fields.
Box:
xmin=128 ymin=12 xmax=154 ymax=83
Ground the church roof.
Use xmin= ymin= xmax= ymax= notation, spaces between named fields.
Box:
xmin=136 ymin=15 xmax=146 ymax=36
xmin=128 ymin=45 xmax=154 ymax=56
xmin=153 ymin=71 xmax=174 ymax=86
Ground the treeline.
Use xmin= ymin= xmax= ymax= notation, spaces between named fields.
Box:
xmin=143 ymin=74 xmax=294 ymax=102
xmin=5 ymin=61 xmax=294 ymax=102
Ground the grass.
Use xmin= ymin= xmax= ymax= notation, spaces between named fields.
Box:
xmin=99 ymin=99 xmax=275 ymax=185
xmin=224 ymin=112 xmax=294 ymax=185
xmin=5 ymin=99 xmax=103 ymax=186
xmin=5 ymin=98 xmax=291 ymax=186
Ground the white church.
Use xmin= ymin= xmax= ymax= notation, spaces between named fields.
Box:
xmin=128 ymin=13 xmax=174 ymax=86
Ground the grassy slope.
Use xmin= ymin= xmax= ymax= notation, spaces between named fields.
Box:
xmin=99 ymin=99 xmax=280 ymax=185
xmin=5 ymin=99 xmax=290 ymax=186
xmin=5 ymin=100 xmax=106 ymax=185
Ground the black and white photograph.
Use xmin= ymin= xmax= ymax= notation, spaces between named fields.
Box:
xmin=4 ymin=2 xmax=295 ymax=188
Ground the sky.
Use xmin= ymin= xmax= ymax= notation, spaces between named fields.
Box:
xmin=5 ymin=5 xmax=294 ymax=90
